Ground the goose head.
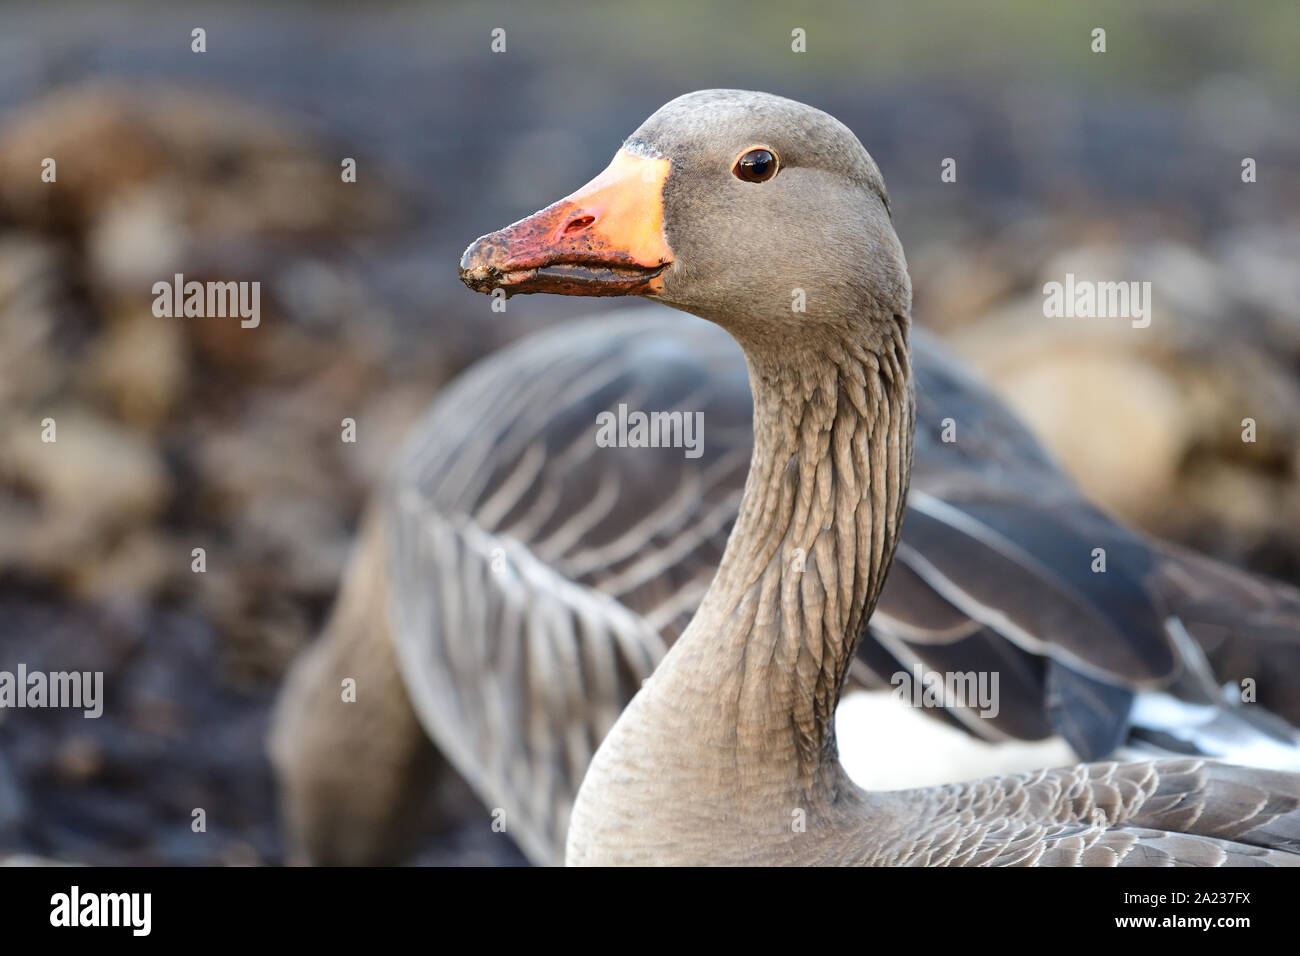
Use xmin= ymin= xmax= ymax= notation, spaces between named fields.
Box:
xmin=459 ymin=90 xmax=910 ymax=350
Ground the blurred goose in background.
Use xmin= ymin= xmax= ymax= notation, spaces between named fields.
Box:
xmin=271 ymin=90 xmax=1300 ymax=865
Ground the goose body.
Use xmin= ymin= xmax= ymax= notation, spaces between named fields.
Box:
xmin=271 ymin=90 xmax=1300 ymax=866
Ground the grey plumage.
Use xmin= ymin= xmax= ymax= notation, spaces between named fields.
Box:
xmin=875 ymin=759 xmax=1300 ymax=866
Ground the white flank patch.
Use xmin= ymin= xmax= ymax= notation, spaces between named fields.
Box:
xmin=835 ymin=690 xmax=1077 ymax=790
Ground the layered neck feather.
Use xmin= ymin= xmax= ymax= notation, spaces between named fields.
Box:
xmin=567 ymin=316 xmax=914 ymax=863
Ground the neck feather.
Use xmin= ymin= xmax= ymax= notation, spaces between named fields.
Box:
xmin=640 ymin=318 xmax=914 ymax=788
xmin=566 ymin=314 xmax=916 ymax=864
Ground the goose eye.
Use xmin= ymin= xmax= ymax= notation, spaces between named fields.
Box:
xmin=732 ymin=148 xmax=779 ymax=183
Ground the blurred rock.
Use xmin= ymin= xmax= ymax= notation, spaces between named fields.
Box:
xmin=89 ymin=306 xmax=189 ymax=428
xmin=0 ymin=82 xmax=408 ymax=247
xmin=946 ymin=237 xmax=1300 ymax=560
xmin=3 ymin=409 xmax=169 ymax=542
xmin=998 ymin=347 xmax=1190 ymax=520
xmin=71 ymin=529 xmax=178 ymax=610
xmin=1 ymin=408 xmax=175 ymax=613
xmin=85 ymin=184 xmax=190 ymax=291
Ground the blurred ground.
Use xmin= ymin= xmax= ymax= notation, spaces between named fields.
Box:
xmin=0 ymin=1 xmax=1297 ymax=864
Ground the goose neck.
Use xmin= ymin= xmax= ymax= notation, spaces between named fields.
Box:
xmin=650 ymin=318 xmax=914 ymax=788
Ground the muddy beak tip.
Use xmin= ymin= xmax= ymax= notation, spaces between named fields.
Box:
xmin=457 ymin=237 xmax=510 ymax=295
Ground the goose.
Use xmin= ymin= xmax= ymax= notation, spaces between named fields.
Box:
xmin=270 ymin=90 xmax=1300 ymax=866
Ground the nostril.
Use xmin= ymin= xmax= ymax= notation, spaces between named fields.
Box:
xmin=563 ymin=215 xmax=595 ymax=235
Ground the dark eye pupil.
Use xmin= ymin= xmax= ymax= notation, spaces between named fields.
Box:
xmin=737 ymin=149 xmax=776 ymax=181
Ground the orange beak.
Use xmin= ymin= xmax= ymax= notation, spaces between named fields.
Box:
xmin=459 ymin=149 xmax=673 ymax=297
